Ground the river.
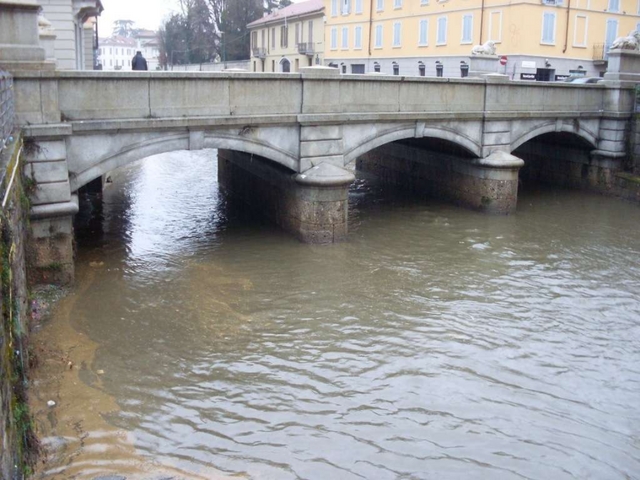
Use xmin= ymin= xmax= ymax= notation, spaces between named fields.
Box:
xmin=30 ymin=149 xmax=640 ymax=479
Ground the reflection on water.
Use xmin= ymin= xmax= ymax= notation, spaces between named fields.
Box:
xmin=32 ymin=149 xmax=640 ymax=479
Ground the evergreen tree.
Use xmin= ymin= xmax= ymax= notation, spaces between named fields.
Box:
xmin=112 ymin=19 xmax=136 ymax=37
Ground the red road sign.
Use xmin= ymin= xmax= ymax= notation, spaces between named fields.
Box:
xmin=499 ymin=56 xmax=508 ymax=66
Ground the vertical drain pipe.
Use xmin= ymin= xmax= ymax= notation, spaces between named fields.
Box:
xmin=563 ymin=0 xmax=571 ymax=53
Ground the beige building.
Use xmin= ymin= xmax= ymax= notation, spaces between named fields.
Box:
xmin=248 ymin=0 xmax=325 ymax=72
xmin=324 ymin=0 xmax=640 ymax=79
xmin=38 ymin=0 xmax=103 ymax=70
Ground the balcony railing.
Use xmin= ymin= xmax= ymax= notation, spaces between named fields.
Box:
xmin=252 ymin=47 xmax=267 ymax=59
xmin=297 ymin=43 xmax=314 ymax=56
xmin=593 ymin=43 xmax=610 ymax=62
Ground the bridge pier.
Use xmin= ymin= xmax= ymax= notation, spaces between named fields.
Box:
xmin=218 ymin=150 xmax=354 ymax=243
xmin=356 ymin=142 xmax=523 ymax=214
xmin=515 ymin=134 xmax=626 ymax=193
xmin=23 ymin=132 xmax=77 ymax=284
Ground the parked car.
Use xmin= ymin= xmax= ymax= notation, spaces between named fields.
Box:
xmin=564 ymin=76 xmax=603 ymax=84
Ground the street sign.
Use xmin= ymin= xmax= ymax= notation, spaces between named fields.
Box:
xmin=500 ymin=56 xmax=508 ymax=66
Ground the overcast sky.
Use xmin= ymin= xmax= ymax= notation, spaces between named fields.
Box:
xmin=99 ymin=0 xmax=179 ymax=33
xmin=99 ymin=0 xmax=304 ymax=35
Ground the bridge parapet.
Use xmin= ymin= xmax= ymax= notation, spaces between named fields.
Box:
xmin=10 ymin=71 xmax=634 ymax=125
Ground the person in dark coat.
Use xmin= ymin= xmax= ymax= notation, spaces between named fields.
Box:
xmin=131 ymin=51 xmax=148 ymax=71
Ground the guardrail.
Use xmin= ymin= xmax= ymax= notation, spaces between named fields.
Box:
xmin=0 ymin=70 xmax=14 ymax=153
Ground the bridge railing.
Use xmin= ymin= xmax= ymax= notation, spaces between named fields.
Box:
xmin=9 ymin=70 xmax=635 ymax=126
xmin=0 ymin=70 xmax=14 ymax=153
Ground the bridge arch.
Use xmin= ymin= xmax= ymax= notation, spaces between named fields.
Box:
xmin=510 ymin=122 xmax=598 ymax=152
xmin=70 ymin=130 xmax=298 ymax=192
xmin=343 ymin=124 xmax=482 ymax=165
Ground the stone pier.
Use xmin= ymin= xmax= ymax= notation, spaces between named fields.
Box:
xmin=356 ymin=142 xmax=523 ymax=214
xmin=515 ymin=133 xmax=626 ymax=193
xmin=218 ymin=149 xmax=354 ymax=243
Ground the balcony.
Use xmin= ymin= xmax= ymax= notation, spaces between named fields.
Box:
xmin=297 ymin=43 xmax=315 ymax=56
xmin=252 ymin=47 xmax=267 ymax=59
xmin=593 ymin=43 xmax=609 ymax=65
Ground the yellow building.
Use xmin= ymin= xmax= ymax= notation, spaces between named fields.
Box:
xmin=324 ymin=0 xmax=640 ymax=79
xmin=248 ymin=0 xmax=325 ymax=72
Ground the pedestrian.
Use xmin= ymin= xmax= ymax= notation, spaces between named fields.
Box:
xmin=131 ymin=51 xmax=148 ymax=71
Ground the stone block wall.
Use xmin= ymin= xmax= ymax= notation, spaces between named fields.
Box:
xmin=515 ymin=138 xmax=620 ymax=192
xmin=0 ymin=132 xmax=34 ymax=479
xmin=356 ymin=142 xmax=519 ymax=214
xmin=218 ymin=149 xmax=350 ymax=243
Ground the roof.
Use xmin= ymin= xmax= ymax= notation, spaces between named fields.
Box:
xmin=135 ymin=29 xmax=157 ymax=38
xmin=247 ymin=0 xmax=324 ymax=28
xmin=99 ymin=35 xmax=137 ymax=46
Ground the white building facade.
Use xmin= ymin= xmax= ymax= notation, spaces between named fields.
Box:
xmin=37 ymin=0 xmax=103 ymax=70
xmin=98 ymin=31 xmax=160 ymax=71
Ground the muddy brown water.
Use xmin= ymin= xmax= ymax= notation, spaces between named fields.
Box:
xmin=30 ymin=150 xmax=640 ymax=479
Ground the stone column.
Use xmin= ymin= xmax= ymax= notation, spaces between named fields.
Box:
xmin=467 ymin=151 xmax=524 ymax=213
xmin=218 ymin=150 xmax=354 ymax=243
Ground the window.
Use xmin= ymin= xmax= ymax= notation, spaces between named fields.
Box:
xmin=280 ymin=26 xmax=288 ymax=48
xmin=605 ymin=18 xmax=618 ymax=49
xmin=419 ymin=19 xmax=428 ymax=45
xmin=461 ymin=15 xmax=472 ymax=43
xmin=393 ymin=22 xmax=401 ymax=46
xmin=377 ymin=0 xmax=384 ymax=11
xmin=393 ymin=63 xmax=399 ymax=75
xmin=342 ymin=26 xmax=349 ymax=48
xmin=308 ymin=21 xmax=314 ymax=43
xmin=109 ymin=48 xmax=112 ymax=54
xmin=252 ymin=31 xmax=257 ymax=49
xmin=272 ymin=28 xmax=276 ymax=48
xmin=418 ymin=62 xmax=426 ymax=76
xmin=342 ymin=0 xmax=351 ymax=14
xmin=356 ymin=0 xmax=363 ymax=14
xmin=332 ymin=0 xmax=338 ymax=16
xmin=541 ymin=12 xmax=556 ymax=44
xmin=608 ymin=0 xmax=619 ymax=12
xmin=375 ymin=24 xmax=383 ymax=48
xmin=437 ymin=16 xmax=447 ymax=45
xmin=374 ymin=62 xmax=381 ymax=72
xmin=295 ymin=23 xmax=300 ymax=44
xmin=355 ymin=26 xmax=363 ymax=49
xmin=331 ymin=27 xmax=338 ymax=49
xmin=573 ymin=14 xmax=587 ymax=47
xmin=421 ymin=0 xmax=428 ymax=4
xmin=489 ymin=11 xmax=502 ymax=42
xmin=261 ymin=29 xmax=265 ymax=47
xmin=394 ymin=0 xmax=402 ymax=8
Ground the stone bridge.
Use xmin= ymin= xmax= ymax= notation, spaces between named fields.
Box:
xmin=13 ymin=68 xmax=635 ymax=282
